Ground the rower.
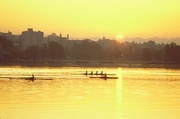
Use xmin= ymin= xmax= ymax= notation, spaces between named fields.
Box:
xmin=100 ymin=71 xmax=103 ymax=75
xmin=95 ymin=71 xmax=98 ymax=75
xmin=104 ymin=73 xmax=107 ymax=80
xmin=32 ymin=74 xmax=35 ymax=81
xmin=90 ymin=71 xmax=93 ymax=75
xmin=85 ymin=70 xmax=88 ymax=76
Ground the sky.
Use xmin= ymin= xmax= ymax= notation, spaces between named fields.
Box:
xmin=0 ymin=0 xmax=180 ymax=39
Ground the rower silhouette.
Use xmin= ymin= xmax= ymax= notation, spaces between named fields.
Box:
xmin=104 ymin=73 xmax=107 ymax=80
xmin=90 ymin=71 xmax=93 ymax=75
xmin=95 ymin=71 xmax=98 ymax=75
xmin=85 ymin=70 xmax=88 ymax=76
xmin=100 ymin=71 xmax=103 ymax=75
xmin=31 ymin=74 xmax=35 ymax=82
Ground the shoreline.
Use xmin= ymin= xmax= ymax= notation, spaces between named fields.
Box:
xmin=1 ymin=59 xmax=180 ymax=68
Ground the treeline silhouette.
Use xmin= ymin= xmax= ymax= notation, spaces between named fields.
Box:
xmin=0 ymin=36 xmax=180 ymax=64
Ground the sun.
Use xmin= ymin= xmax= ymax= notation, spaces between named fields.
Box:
xmin=116 ymin=35 xmax=124 ymax=40
xmin=115 ymin=35 xmax=124 ymax=42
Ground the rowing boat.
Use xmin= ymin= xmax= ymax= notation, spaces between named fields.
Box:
xmin=89 ymin=76 xmax=119 ymax=79
xmin=9 ymin=77 xmax=53 ymax=80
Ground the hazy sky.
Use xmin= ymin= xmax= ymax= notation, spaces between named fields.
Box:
xmin=0 ymin=0 xmax=180 ymax=39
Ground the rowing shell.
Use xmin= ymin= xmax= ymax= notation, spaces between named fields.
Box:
xmin=9 ymin=77 xmax=53 ymax=80
xmin=89 ymin=76 xmax=119 ymax=79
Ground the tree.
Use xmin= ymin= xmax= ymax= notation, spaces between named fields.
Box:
xmin=71 ymin=40 xmax=104 ymax=60
xmin=48 ymin=41 xmax=64 ymax=61
xmin=25 ymin=45 xmax=39 ymax=62
xmin=0 ymin=36 xmax=14 ymax=62
xmin=39 ymin=44 xmax=48 ymax=62
xmin=126 ymin=45 xmax=133 ymax=59
xmin=164 ymin=42 xmax=178 ymax=63
xmin=0 ymin=36 xmax=13 ymax=51
xmin=164 ymin=44 xmax=170 ymax=63
xmin=10 ymin=47 xmax=22 ymax=62
xmin=110 ymin=48 xmax=122 ymax=59
xmin=141 ymin=48 xmax=152 ymax=61
xmin=153 ymin=49 xmax=164 ymax=62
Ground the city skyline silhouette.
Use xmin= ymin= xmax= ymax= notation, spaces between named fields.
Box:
xmin=1 ymin=0 xmax=180 ymax=39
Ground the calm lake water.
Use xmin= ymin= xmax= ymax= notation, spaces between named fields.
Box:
xmin=0 ymin=66 xmax=180 ymax=119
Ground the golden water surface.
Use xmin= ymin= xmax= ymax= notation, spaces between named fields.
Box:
xmin=0 ymin=67 xmax=180 ymax=119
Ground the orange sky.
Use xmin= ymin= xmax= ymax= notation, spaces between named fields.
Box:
xmin=0 ymin=0 xmax=180 ymax=39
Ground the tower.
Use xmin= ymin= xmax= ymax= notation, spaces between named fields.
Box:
xmin=67 ymin=34 xmax=69 ymax=40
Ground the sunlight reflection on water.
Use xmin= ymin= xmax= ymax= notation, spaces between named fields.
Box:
xmin=116 ymin=68 xmax=122 ymax=119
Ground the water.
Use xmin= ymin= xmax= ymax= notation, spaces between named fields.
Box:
xmin=0 ymin=66 xmax=180 ymax=119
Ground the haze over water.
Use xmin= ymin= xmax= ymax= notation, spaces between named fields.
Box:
xmin=0 ymin=66 xmax=180 ymax=119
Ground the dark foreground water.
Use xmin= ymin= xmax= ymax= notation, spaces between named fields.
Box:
xmin=0 ymin=67 xmax=180 ymax=119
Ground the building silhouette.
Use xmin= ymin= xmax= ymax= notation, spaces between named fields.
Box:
xmin=0 ymin=31 xmax=19 ymax=44
xmin=21 ymin=28 xmax=44 ymax=49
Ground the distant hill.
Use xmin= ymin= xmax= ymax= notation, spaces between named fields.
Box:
xmin=71 ymin=37 xmax=180 ymax=45
xmin=123 ymin=37 xmax=180 ymax=45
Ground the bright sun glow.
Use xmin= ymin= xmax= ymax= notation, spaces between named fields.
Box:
xmin=116 ymin=35 xmax=124 ymax=39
